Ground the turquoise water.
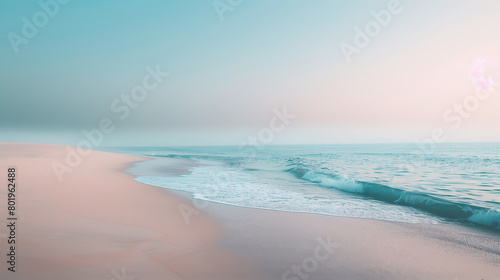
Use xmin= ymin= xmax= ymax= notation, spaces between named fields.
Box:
xmin=110 ymin=143 xmax=500 ymax=230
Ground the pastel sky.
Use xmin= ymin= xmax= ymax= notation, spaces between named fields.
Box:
xmin=1 ymin=0 xmax=500 ymax=146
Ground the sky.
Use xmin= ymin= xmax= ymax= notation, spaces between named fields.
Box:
xmin=1 ymin=0 xmax=500 ymax=146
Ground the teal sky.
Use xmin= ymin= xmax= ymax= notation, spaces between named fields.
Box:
xmin=1 ymin=0 xmax=500 ymax=146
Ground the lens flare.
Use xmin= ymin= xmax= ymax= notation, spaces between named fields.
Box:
xmin=470 ymin=59 xmax=495 ymax=91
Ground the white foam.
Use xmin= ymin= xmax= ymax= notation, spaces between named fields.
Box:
xmin=303 ymin=171 xmax=365 ymax=193
xmin=135 ymin=164 xmax=440 ymax=224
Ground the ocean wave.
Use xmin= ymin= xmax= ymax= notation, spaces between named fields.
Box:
xmin=135 ymin=164 xmax=440 ymax=225
xmin=287 ymin=166 xmax=500 ymax=231
xmin=467 ymin=208 xmax=500 ymax=228
xmin=302 ymin=170 xmax=364 ymax=193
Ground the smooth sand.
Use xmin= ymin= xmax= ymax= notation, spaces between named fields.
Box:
xmin=0 ymin=143 xmax=499 ymax=280
xmin=0 ymin=143 xmax=254 ymax=280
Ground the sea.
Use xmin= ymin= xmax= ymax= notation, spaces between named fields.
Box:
xmin=103 ymin=143 xmax=500 ymax=231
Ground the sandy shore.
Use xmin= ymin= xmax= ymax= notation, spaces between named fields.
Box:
xmin=0 ymin=143 xmax=254 ymax=280
xmin=0 ymin=143 xmax=499 ymax=280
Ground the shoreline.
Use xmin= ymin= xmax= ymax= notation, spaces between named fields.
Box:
xmin=1 ymin=143 xmax=499 ymax=279
xmin=129 ymin=153 xmax=500 ymax=235
xmin=127 ymin=149 xmax=500 ymax=279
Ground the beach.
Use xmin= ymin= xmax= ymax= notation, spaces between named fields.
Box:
xmin=0 ymin=143 xmax=499 ymax=279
